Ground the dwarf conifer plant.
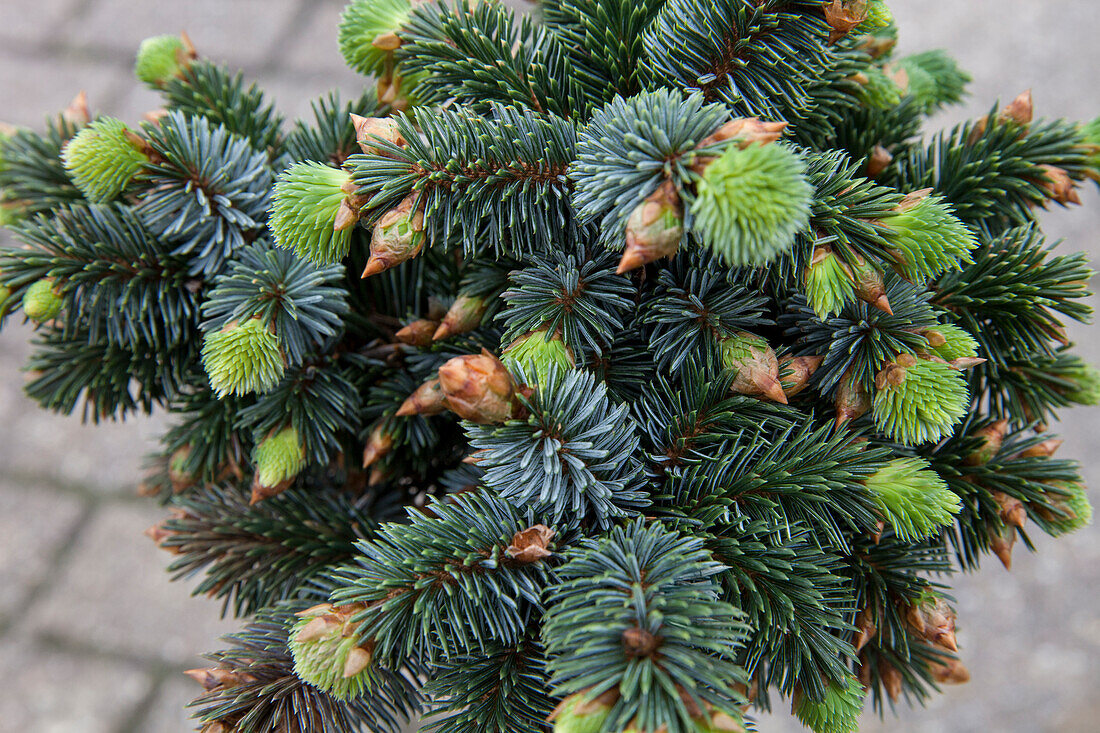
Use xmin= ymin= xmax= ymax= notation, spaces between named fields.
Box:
xmin=1 ymin=1 xmax=1098 ymax=731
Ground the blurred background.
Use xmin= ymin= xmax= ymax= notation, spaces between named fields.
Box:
xmin=0 ymin=1 xmax=1096 ymax=731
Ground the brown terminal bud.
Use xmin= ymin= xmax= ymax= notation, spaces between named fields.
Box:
xmin=438 ymin=349 xmax=517 ymax=424
xmin=835 ymin=370 xmax=872 ymax=428
xmin=434 ymin=294 xmax=489 ymax=340
xmin=1016 ymin=438 xmax=1063 ymax=459
xmin=618 ymin=180 xmax=683 ymax=274
xmin=395 ymin=318 xmax=439 ymax=347
xmin=850 ymin=256 xmax=892 ymax=314
xmin=1037 ymin=165 xmax=1082 ymax=206
xmin=395 ymin=378 xmax=447 ymax=417
xmin=720 ymin=331 xmax=787 ymax=404
xmin=866 ymin=145 xmax=893 ymax=177
xmin=362 ymin=424 xmax=394 ymax=468
xmin=62 ymin=90 xmax=91 ymax=128
xmin=881 ymin=661 xmax=904 ymax=702
xmin=988 ymin=521 xmax=1017 ymax=570
xmin=853 ymin=607 xmax=877 ymax=652
xmin=621 ymin=626 xmax=660 ymax=658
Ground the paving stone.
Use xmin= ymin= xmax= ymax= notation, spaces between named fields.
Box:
xmin=0 ymin=479 xmax=86 ymax=621
xmin=0 ymin=0 xmax=81 ymax=46
xmin=68 ymin=0 xmax=305 ymax=70
xmin=0 ymin=322 xmax=170 ymax=496
xmin=263 ymin=69 xmax=370 ymax=125
xmin=0 ymin=49 xmax=120 ymax=128
xmin=24 ymin=502 xmax=239 ymax=664
xmin=0 ymin=638 xmax=151 ymax=732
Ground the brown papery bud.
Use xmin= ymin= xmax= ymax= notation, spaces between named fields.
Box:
xmin=507 ymin=524 xmax=555 ymax=564
xmin=1016 ymin=438 xmax=1063 ymax=459
xmin=618 ymin=179 xmax=683 ymax=274
xmin=350 ymin=114 xmax=405 ymax=156
xmin=866 ymin=144 xmax=893 ymax=177
xmin=988 ymin=521 xmax=1017 ymax=570
xmin=849 ymin=256 xmax=892 ymax=314
xmin=823 ymin=0 xmax=869 ymax=44
xmin=990 ymin=490 xmax=1027 ymax=529
xmin=62 ymin=90 xmax=91 ymax=128
xmin=928 ymin=656 xmax=971 ymax=685
xmin=438 ymin=349 xmax=517 ymax=424
xmin=853 ymin=606 xmax=877 ymax=652
xmin=835 ymin=370 xmax=872 ymax=428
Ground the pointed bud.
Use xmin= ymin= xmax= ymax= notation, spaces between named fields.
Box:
xmin=362 ymin=193 xmax=424 ymax=277
xmin=506 ymin=524 xmax=555 ymax=564
xmin=928 ymin=656 xmax=971 ymax=685
xmin=62 ymin=91 xmax=91 ymax=128
xmin=779 ymin=355 xmax=823 ymax=398
xmin=964 ymin=420 xmax=1009 ymax=466
xmin=850 ymin=257 xmax=892 ymax=314
xmin=835 ymin=370 xmax=872 ymax=428
xmin=362 ymin=424 xmax=394 ymax=468
xmin=618 ymin=180 xmax=683 ymax=273
xmin=1037 ymin=165 xmax=1081 ymax=206
xmin=438 ymin=349 xmax=517 ymax=424
xmin=853 ymin=607 xmax=877 ymax=652
xmin=395 ymin=378 xmax=447 ymax=417
xmin=698 ymin=117 xmax=789 ymax=149
xmin=434 ymin=294 xmax=489 ymax=340
xmin=990 ymin=490 xmax=1027 ymax=529
xmin=395 ymin=318 xmax=439 ymax=347
xmin=1002 ymin=89 xmax=1034 ymax=126
xmin=720 ymin=332 xmax=787 ymax=404
xmin=1016 ymin=438 xmax=1063 ymax=459
xmin=350 ymin=114 xmax=405 ymax=155
xmin=988 ymin=521 xmax=1017 ymax=570
xmin=866 ymin=144 xmax=893 ymax=177
xmin=185 ymin=667 xmax=254 ymax=691
xmin=906 ymin=596 xmax=958 ymax=652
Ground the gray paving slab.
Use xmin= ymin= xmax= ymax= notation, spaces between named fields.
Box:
xmin=0 ymin=638 xmax=152 ymax=733
xmin=22 ymin=502 xmax=239 ymax=664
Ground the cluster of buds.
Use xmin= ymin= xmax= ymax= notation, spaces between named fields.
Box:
xmin=362 ymin=192 xmax=425 ymax=278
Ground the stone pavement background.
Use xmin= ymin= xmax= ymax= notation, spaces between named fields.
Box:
xmin=0 ymin=1 xmax=1096 ymax=731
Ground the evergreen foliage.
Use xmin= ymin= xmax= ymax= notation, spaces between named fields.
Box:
xmin=1 ymin=2 xmax=1097 ymax=731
